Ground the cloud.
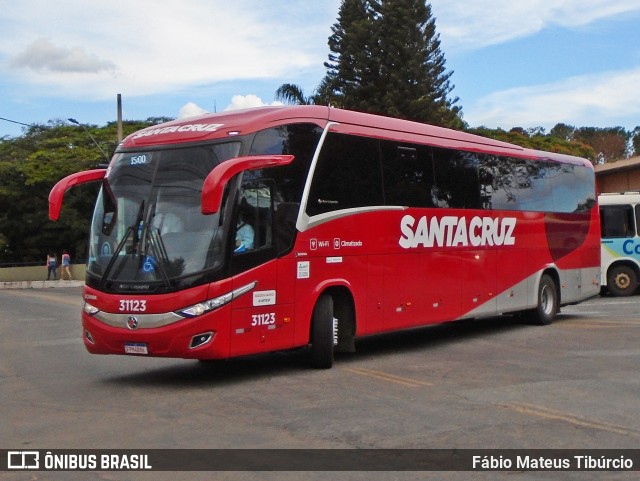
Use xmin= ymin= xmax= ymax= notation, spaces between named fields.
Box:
xmin=177 ymin=96 xmax=284 ymax=120
xmin=2 ymin=0 xmax=638 ymax=134
xmin=178 ymin=102 xmax=209 ymax=119
xmin=0 ymin=0 xmax=339 ymax=99
xmin=464 ymin=68 xmax=640 ymax=129
xmin=432 ymin=0 xmax=640 ymax=50
xmin=10 ymin=37 xmax=116 ymax=74
xmin=224 ymin=95 xmax=283 ymax=111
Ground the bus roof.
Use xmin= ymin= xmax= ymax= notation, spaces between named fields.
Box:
xmin=120 ymin=105 xmax=591 ymax=167
xmin=599 ymin=192 xmax=640 ymax=205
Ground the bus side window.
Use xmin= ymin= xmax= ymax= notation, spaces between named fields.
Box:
xmin=230 ymin=180 xmax=279 ymax=275
xmin=601 ymin=205 xmax=634 ymax=238
xmin=234 ymin=181 xmax=274 ymax=254
xmin=431 ymin=147 xmax=481 ymax=209
xmin=307 ymin=133 xmax=383 ymax=216
xmin=380 ymin=141 xmax=435 ymax=208
xmin=275 ymin=202 xmax=299 ymax=255
xmin=100 ymin=184 xmax=118 ymax=236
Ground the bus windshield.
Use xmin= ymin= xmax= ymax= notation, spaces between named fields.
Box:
xmin=87 ymin=142 xmax=241 ymax=292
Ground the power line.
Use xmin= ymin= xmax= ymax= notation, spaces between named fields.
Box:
xmin=68 ymin=118 xmax=110 ymax=162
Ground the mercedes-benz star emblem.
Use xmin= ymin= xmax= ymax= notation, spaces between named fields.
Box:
xmin=127 ymin=316 xmax=139 ymax=330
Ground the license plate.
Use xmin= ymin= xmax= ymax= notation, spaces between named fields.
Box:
xmin=124 ymin=342 xmax=148 ymax=355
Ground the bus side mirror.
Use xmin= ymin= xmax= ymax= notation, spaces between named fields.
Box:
xmin=201 ymin=155 xmax=294 ymax=214
xmin=49 ymin=169 xmax=107 ymax=221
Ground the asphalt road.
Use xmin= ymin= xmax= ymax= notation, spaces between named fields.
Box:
xmin=1 ymin=287 xmax=639 ymax=481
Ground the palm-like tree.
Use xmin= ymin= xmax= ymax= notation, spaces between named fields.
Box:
xmin=275 ymin=83 xmax=316 ymax=105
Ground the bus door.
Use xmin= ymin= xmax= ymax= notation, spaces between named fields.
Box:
xmin=228 ymin=181 xmax=295 ymax=356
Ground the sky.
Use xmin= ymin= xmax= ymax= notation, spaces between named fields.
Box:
xmin=2 ymin=0 xmax=640 ymax=138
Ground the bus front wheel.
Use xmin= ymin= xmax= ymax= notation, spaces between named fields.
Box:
xmin=527 ymin=274 xmax=558 ymax=325
xmin=607 ymin=265 xmax=638 ymax=297
xmin=310 ymin=295 xmax=335 ymax=369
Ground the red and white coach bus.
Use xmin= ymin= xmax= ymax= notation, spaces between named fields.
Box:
xmin=49 ymin=106 xmax=600 ymax=368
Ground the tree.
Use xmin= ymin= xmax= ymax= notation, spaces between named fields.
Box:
xmin=0 ymin=121 xmax=102 ymax=263
xmin=0 ymin=119 xmax=160 ymax=264
xmin=549 ymin=123 xmax=576 ymax=142
xmin=375 ymin=0 xmax=462 ymax=128
xmin=467 ymin=126 xmax=596 ymax=161
xmin=548 ymin=124 xmax=637 ymax=162
xmin=321 ymin=0 xmax=379 ymax=110
xmin=573 ymin=127 xmax=629 ymax=163
xmin=631 ymin=126 xmax=640 ymax=157
xmin=277 ymin=0 xmax=463 ymax=128
xmin=275 ymin=83 xmax=316 ymax=105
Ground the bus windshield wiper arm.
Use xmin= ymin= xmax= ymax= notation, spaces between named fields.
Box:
xmin=147 ymin=229 xmax=171 ymax=287
xmin=99 ymin=226 xmax=134 ymax=288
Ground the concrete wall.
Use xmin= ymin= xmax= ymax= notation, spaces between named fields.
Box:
xmin=0 ymin=264 xmax=86 ymax=282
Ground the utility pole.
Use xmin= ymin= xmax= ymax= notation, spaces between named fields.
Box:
xmin=117 ymin=94 xmax=123 ymax=142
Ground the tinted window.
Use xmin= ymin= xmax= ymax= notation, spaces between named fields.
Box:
xmin=432 ymin=148 xmax=481 ymax=209
xmin=307 ymin=133 xmax=384 ymax=216
xmin=249 ymin=124 xmax=323 ymax=254
xmin=480 ymin=157 xmax=595 ymax=213
xmin=480 ymin=156 xmax=535 ymax=210
xmin=381 ymin=142 xmax=435 ymax=207
xmin=249 ymin=124 xmax=322 ymax=203
xmin=573 ymin=165 xmax=597 ymax=212
xmin=304 ymin=132 xmax=594 ymax=216
xmin=548 ymin=163 xmax=580 ymax=213
xmin=601 ymin=205 xmax=636 ymax=238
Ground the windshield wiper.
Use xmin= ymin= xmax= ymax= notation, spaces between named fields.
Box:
xmin=132 ymin=200 xmax=145 ymax=252
xmin=146 ymin=229 xmax=171 ymax=287
xmin=99 ymin=225 xmax=134 ymax=288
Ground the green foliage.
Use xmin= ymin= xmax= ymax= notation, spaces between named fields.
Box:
xmin=375 ymin=0 xmax=462 ymax=128
xmin=466 ymin=126 xmax=597 ymax=162
xmin=275 ymin=84 xmax=316 ymax=105
xmin=321 ymin=0 xmax=379 ymax=109
xmin=572 ymin=126 xmax=630 ymax=163
xmin=278 ymin=0 xmax=463 ymax=128
xmin=633 ymin=127 xmax=640 ymax=157
xmin=0 ymin=119 xmax=161 ymax=264
xmin=535 ymin=124 xmax=633 ymax=163
xmin=472 ymin=123 xmax=640 ymax=164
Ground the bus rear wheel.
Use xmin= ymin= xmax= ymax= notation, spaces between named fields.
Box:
xmin=310 ymin=295 xmax=336 ymax=369
xmin=527 ymin=274 xmax=558 ymax=325
xmin=607 ymin=265 xmax=638 ymax=297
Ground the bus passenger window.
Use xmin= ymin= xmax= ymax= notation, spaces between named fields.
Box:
xmin=234 ymin=182 xmax=274 ymax=254
xmin=381 ymin=142 xmax=435 ymax=207
xmin=431 ymin=148 xmax=481 ymax=209
xmin=600 ymin=205 xmax=635 ymax=238
xmin=307 ymin=133 xmax=383 ymax=216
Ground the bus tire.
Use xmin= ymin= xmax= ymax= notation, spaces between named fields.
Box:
xmin=527 ymin=274 xmax=558 ymax=325
xmin=310 ymin=295 xmax=335 ymax=369
xmin=607 ymin=265 xmax=638 ymax=297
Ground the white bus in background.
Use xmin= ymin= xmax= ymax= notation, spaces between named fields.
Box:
xmin=599 ymin=192 xmax=640 ymax=296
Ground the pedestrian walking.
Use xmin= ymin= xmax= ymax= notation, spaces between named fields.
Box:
xmin=46 ymin=253 xmax=57 ymax=280
xmin=61 ymin=250 xmax=72 ymax=280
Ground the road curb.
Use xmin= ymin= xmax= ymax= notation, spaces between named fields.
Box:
xmin=0 ymin=280 xmax=84 ymax=290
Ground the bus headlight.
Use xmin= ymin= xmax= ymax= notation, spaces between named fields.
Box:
xmin=84 ymin=302 xmax=100 ymax=316
xmin=178 ymin=281 xmax=257 ymax=318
